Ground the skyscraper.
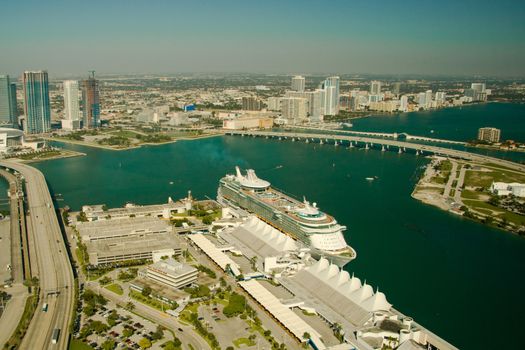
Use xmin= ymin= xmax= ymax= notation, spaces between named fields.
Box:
xmin=10 ymin=83 xmax=17 ymax=123
xmin=63 ymin=80 xmax=80 ymax=130
xmin=242 ymin=96 xmax=261 ymax=111
xmin=82 ymin=72 xmax=100 ymax=129
xmin=0 ymin=75 xmax=17 ymax=126
xmin=321 ymin=76 xmax=340 ymax=116
xmin=23 ymin=71 xmax=51 ymax=134
xmin=370 ymin=81 xmax=382 ymax=95
xmin=291 ymin=75 xmax=305 ymax=92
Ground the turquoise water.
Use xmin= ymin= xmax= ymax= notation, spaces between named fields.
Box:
xmin=353 ymin=102 xmax=525 ymax=142
xmin=30 ymin=103 xmax=525 ymax=349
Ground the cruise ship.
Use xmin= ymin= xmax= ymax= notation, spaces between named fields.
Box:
xmin=218 ymin=167 xmax=356 ymax=267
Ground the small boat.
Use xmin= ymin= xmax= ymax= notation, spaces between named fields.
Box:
xmin=365 ymin=177 xmax=375 ymax=181
xmin=276 ymin=165 xmax=283 ymax=169
xmin=169 ymin=181 xmax=174 ymax=185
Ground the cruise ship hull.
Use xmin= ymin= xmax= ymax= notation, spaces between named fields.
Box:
xmin=218 ymin=182 xmax=356 ymax=267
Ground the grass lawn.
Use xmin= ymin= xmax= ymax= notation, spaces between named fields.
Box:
xmin=69 ymin=339 xmax=95 ymax=350
xmin=105 ymin=283 xmax=124 ymax=295
xmin=461 ymin=190 xmax=483 ymax=200
xmin=463 ymin=200 xmax=525 ymax=226
xmin=109 ymin=130 xmax=141 ymax=138
xmin=129 ymin=291 xmax=173 ymax=311
xmin=233 ymin=337 xmax=256 ymax=348
xmin=465 ymin=169 xmax=525 ymax=188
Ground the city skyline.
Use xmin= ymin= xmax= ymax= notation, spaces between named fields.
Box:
xmin=1 ymin=0 xmax=524 ymax=77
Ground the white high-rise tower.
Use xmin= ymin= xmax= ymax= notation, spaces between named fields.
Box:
xmin=321 ymin=76 xmax=340 ymax=116
xmin=291 ymin=76 xmax=305 ymax=92
xmin=63 ymin=80 xmax=80 ymax=130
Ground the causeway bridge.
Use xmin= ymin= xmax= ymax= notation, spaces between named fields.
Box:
xmin=226 ymin=130 xmax=525 ymax=172
xmin=289 ymin=126 xmax=465 ymax=145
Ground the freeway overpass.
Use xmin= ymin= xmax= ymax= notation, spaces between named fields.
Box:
xmin=226 ymin=130 xmax=525 ymax=172
xmin=1 ymin=161 xmax=74 ymax=350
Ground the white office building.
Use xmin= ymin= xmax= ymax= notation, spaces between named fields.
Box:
xmin=267 ymin=97 xmax=282 ymax=111
xmin=435 ymin=91 xmax=446 ymax=105
xmin=291 ymin=75 xmax=305 ymax=93
xmin=320 ymin=76 xmax=339 ymax=116
xmin=425 ymin=90 xmax=433 ymax=108
xmin=62 ymin=80 xmax=80 ymax=130
xmin=139 ymin=258 xmax=198 ymax=290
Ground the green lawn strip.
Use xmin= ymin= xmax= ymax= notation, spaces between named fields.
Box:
xmin=129 ymin=291 xmax=173 ymax=311
xmin=69 ymin=339 xmax=95 ymax=350
xmin=105 ymin=283 xmax=124 ymax=295
xmin=461 ymin=190 xmax=483 ymax=200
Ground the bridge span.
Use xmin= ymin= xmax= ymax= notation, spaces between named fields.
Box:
xmin=289 ymin=126 xmax=465 ymax=145
xmin=226 ymin=130 xmax=525 ymax=172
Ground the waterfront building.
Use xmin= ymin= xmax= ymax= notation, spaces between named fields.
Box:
xmin=477 ymin=127 xmax=501 ymax=143
xmin=425 ymin=90 xmax=433 ymax=108
xmin=435 ymin=91 xmax=446 ymax=105
xmin=139 ymin=258 xmax=198 ymax=290
xmin=62 ymin=80 xmax=80 ymax=130
xmin=370 ymin=80 xmax=382 ymax=95
xmin=321 ymin=76 xmax=340 ymax=116
xmin=222 ymin=116 xmax=273 ymax=130
xmin=399 ymin=95 xmax=409 ymax=112
xmin=490 ymin=182 xmax=525 ymax=197
xmin=0 ymin=75 xmax=17 ymax=126
xmin=291 ymin=75 xmax=305 ymax=92
xmin=284 ymin=90 xmax=324 ymax=121
xmin=466 ymin=83 xmax=487 ymax=102
xmin=242 ymin=96 xmax=261 ymax=111
xmin=417 ymin=92 xmax=426 ymax=109
xmin=23 ymin=71 xmax=51 ymax=134
xmin=267 ymin=97 xmax=282 ymax=111
xmin=280 ymin=97 xmax=309 ymax=123
xmin=82 ymin=72 xmax=100 ymax=129
xmin=81 ymin=200 xmax=191 ymax=221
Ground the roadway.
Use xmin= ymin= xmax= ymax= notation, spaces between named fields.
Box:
xmin=0 ymin=160 xmax=74 ymax=350
xmin=226 ymin=130 xmax=525 ymax=172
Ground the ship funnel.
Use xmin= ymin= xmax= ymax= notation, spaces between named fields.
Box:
xmin=235 ymin=166 xmax=243 ymax=179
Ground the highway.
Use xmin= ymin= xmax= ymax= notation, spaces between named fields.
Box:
xmin=226 ymin=130 xmax=525 ymax=172
xmin=0 ymin=161 xmax=74 ymax=350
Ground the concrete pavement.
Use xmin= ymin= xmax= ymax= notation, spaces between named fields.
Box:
xmin=1 ymin=161 xmax=74 ymax=350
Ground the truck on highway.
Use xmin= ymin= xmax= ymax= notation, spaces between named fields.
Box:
xmin=42 ymin=303 xmax=48 ymax=312
xmin=51 ymin=328 xmax=60 ymax=344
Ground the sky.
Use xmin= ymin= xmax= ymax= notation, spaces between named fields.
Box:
xmin=1 ymin=0 xmax=525 ymax=77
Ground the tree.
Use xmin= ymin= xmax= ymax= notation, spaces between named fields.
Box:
xmin=123 ymin=327 xmax=134 ymax=338
xmin=101 ymin=339 xmax=116 ymax=350
xmin=303 ymin=332 xmax=311 ymax=340
xmin=163 ymin=340 xmax=182 ymax=350
xmin=138 ymin=338 xmax=152 ymax=349
xmin=151 ymin=325 xmax=164 ymax=341
xmin=83 ymin=304 xmax=96 ymax=316
xmin=264 ymin=330 xmax=272 ymax=337
xmin=125 ymin=301 xmax=135 ymax=311
xmin=142 ymin=286 xmax=152 ymax=297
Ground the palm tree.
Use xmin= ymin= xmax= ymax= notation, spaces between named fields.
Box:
xmin=125 ymin=301 xmax=135 ymax=311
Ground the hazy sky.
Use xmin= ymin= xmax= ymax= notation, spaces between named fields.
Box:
xmin=2 ymin=0 xmax=525 ymax=77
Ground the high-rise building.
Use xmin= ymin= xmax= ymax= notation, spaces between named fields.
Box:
xmin=82 ymin=72 xmax=100 ymax=129
xmin=23 ymin=71 xmax=51 ymax=134
xmin=425 ymin=90 xmax=433 ymax=108
xmin=242 ymin=96 xmax=261 ymax=111
xmin=435 ymin=91 xmax=446 ymax=105
xmin=63 ymin=80 xmax=80 ymax=130
xmin=291 ymin=75 xmax=305 ymax=92
xmin=0 ymin=75 xmax=18 ymax=126
xmin=321 ymin=76 xmax=340 ymax=116
xmin=370 ymin=81 xmax=382 ymax=95
xmin=267 ymin=97 xmax=282 ymax=111
xmin=285 ymin=90 xmax=323 ymax=121
xmin=392 ymin=82 xmax=401 ymax=95
xmin=477 ymin=127 xmax=501 ymax=143
xmin=281 ymin=97 xmax=309 ymax=123
xmin=466 ymin=83 xmax=487 ymax=102
xmin=417 ymin=92 xmax=426 ymax=108
xmin=399 ymin=95 xmax=408 ymax=112
xmin=10 ymin=83 xmax=17 ymax=123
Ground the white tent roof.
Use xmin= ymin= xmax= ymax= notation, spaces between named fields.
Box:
xmin=239 ymin=280 xmax=325 ymax=349
xmin=188 ymin=234 xmax=241 ymax=276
